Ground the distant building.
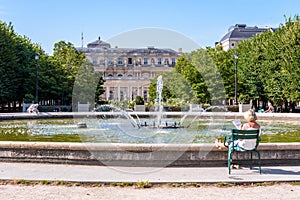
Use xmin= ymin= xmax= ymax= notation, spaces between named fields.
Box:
xmin=77 ymin=37 xmax=181 ymax=102
xmin=217 ymin=24 xmax=277 ymax=51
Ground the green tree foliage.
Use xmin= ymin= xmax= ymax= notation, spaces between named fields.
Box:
xmin=174 ymin=50 xmax=226 ymax=105
xmin=166 ymin=16 xmax=300 ymax=111
xmin=2 ymin=16 xmax=300 ymax=112
xmin=72 ymin=62 xmax=101 ymax=108
xmin=233 ymin=35 xmax=267 ymax=105
xmin=206 ymin=46 xmax=236 ymax=101
xmin=0 ymin=21 xmax=41 ymax=111
xmin=174 ymin=56 xmax=208 ymax=103
xmin=135 ymin=96 xmax=145 ymax=105
xmin=0 ymin=20 xmax=104 ymax=111
xmin=148 ymin=71 xmax=195 ymax=105
xmin=95 ymin=75 xmax=105 ymax=104
xmin=51 ymin=41 xmax=86 ymax=105
xmin=232 ymin=16 xmax=300 ymax=110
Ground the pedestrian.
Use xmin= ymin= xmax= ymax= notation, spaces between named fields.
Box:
xmin=264 ymin=101 xmax=274 ymax=113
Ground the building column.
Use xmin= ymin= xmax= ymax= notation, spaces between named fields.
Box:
xmin=137 ymin=85 xmax=140 ymax=97
xmin=126 ymin=86 xmax=129 ymax=101
xmin=117 ymin=85 xmax=120 ymax=101
xmin=106 ymin=86 xmax=110 ymax=100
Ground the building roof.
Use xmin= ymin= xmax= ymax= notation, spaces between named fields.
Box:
xmin=220 ymin=24 xmax=277 ymax=43
xmin=127 ymin=47 xmax=178 ymax=56
xmin=87 ymin=37 xmax=111 ymax=48
xmin=79 ymin=39 xmax=179 ymax=56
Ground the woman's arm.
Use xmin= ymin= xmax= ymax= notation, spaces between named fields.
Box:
xmin=241 ymin=123 xmax=249 ymax=130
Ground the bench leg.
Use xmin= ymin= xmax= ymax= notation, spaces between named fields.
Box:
xmin=228 ymin=151 xmax=232 ymax=174
xmin=250 ymin=151 xmax=253 ymax=170
xmin=257 ymin=151 xmax=261 ymax=174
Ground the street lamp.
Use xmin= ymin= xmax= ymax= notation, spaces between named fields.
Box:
xmin=234 ymin=54 xmax=238 ymax=105
xmin=35 ymin=54 xmax=39 ymax=103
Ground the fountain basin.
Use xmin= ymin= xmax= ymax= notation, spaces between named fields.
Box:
xmin=1 ymin=111 xmax=300 ymax=167
xmin=1 ymin=112 xmax=300 ymax=143
xmin=1 ymin=111 xmax=300 ymax=119
xmin=0 ymin=141 xmax=299 ymax=167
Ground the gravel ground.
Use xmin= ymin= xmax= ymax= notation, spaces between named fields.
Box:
xmin=0 ymin=183 xmax=299 ymax=200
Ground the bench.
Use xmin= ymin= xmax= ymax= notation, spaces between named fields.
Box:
xmin=224 ymin=129 xmax=261 ymax=174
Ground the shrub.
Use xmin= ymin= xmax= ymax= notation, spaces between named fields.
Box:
xmin=135 ymin=96 xmax=145 ymax=105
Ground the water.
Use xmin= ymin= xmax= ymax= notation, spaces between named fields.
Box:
xmin=0 ymin=118 xmax=299 ymax=143
xmin=155 ymin=75 xmax=164 ymax=127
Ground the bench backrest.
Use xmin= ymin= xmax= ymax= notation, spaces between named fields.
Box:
xmin=231 ymin=129 xmax=260 ymax=150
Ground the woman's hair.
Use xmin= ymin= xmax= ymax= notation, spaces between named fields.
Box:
xmin=244 ymin=109 xmax=257 ymax=122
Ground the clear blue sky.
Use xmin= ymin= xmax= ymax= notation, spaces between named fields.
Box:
xmin=0 ymin=0 xmax=299 ymax=54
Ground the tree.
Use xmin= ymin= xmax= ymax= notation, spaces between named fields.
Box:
xmin=148 ymin=71 xmax=195 ymax=105
xmin=135 ymin=96 xmax=145 ymax=105
xmin=191 ymin=48 xmax=226 ymax=104
xmin=95 ymin=75 xmax=105 ymax=104
xmin=72 ymin=62 xmax=101 ymax=108
xmin=0 ymin=21 xmax=41 ymax=111
xmin=51 ymin=41 xmax=86 ymax=105
xmin=207 ymin=46 xmax=236 ymax=102
xmin=174 ymin=56 xmax=208 ymax=103
xmin=232 ymin=15 xmax=300 ymax=111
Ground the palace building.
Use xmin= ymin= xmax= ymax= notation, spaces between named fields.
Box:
xmin=217 ymin=24 xmax=277 ymax=51
xmin=77 ymin=37 xmax=181 ymax=102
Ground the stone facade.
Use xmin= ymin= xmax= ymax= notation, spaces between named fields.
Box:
xmin=77 ymin=37 xmax=181 ymax=102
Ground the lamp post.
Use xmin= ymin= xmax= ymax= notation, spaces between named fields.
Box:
xmin=35 ymin=54 xmax=39 ymax=104
xmin=234 ymin=54 xmax=238 ymax=105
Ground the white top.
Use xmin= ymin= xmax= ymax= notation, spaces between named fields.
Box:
xmin=236 ymin=127 xmax=260 ymax=150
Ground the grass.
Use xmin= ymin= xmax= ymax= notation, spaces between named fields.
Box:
xmin=1 ymin=180 xmax=299 ymax=188
xmin=135 ymin=180 xmax=152 ymax=188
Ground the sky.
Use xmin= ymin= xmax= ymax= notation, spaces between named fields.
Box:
xmin=0 ymin=0 xmax=299 ymax=54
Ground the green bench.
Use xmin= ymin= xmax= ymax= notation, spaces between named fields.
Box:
xmin=224 ymin=129 xmax=261 ymax=174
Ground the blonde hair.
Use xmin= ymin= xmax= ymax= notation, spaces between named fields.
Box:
xmin=244 ymin=109 xmax=257 ymax=122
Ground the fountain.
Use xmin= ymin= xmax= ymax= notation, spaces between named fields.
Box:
xmin=155 ymin=75 xmax=164 ymax=127
xmin=93 ymin=104 xmax=141 ymax=128
xmin=138 ymin=75 xmax=185 ymax=129
xmin=92 ymin=76 xmax=189 ymax=129
xmin=1 ymin=105 xmax=299 ymax=168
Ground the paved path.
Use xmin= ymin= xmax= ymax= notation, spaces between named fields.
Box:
xmin=0 ymin=162 xmax=299 ymax=183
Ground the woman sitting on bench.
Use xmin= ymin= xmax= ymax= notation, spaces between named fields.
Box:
xmin=215 ymin=109 xmax=261 ymax=149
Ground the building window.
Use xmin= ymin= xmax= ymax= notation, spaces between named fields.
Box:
xmin=144 ymin=58 xmax=148 ymax=65
xmin=118 ymin=74 xmax=123 ymax=78
xmin=92 ymin=58 xmax=97 ymax=64
xmin=120 ymin=91 xmax=124 ymax=101
xmin=99 ymin=59 xmax=105 ymax=65
xmin=108 ymin=74 xmax=113 ymax=77
xmin=118 ymin=57 xmax=123 ymax=65
xmin=128 ymin=58 xmax=133 ymax=65
xmin=164 ymin=58 xmax=169 ymax=65
xmin=158 ymin=58 xmax=162 ymax=65
xmin=171 ymin=58 xmax=176 ymax=65
xmin=143 ymin=91 xmax=148 ymax=102
xmin=109 ymin=91 xmax=114 ymax=100
xmin=231 ymin=43 xmax=235 ymax=47
xmin=151 ymin=58 xmax=155 ymax=64
xmin=108 ymin=58 xmax=113 ymax=65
